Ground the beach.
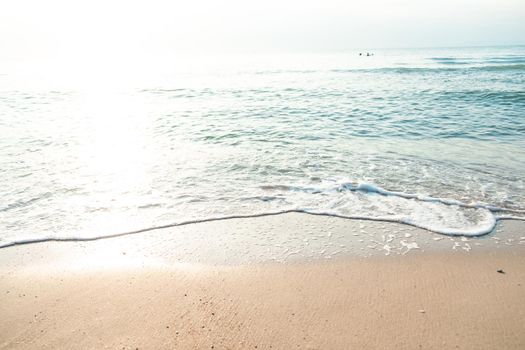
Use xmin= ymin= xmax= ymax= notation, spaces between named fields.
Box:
xmin=2 ymin=2 xmax=525 ymax=349
xmin=1 ymin=45 xmax=525 ymax=350
xmin=1 ymin=214 xmax=524 ymax=349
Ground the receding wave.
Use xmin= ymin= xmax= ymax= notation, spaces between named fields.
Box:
xmin=337 ymin=182 xmax=524 ymax=214
xmin=2 ymin=183 xmax=524 ymax=249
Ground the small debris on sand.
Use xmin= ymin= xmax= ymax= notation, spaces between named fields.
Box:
xmin=497 ymin=269 xmax=505 ymax=274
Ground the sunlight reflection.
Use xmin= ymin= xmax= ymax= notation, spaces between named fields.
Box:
xmin=80 ymin=91 xmax=149 ymax=183
xmin=72 ymin=89 xmax=158 ymax=234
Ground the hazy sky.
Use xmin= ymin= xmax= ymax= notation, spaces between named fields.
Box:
xmin=1 ymin=0 xmax=524 ymax=60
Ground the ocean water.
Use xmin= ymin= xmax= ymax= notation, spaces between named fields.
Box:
xmin=1 ymin=46 xmax=525 ymax=247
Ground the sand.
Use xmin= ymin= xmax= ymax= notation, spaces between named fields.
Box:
xmin=1 ymin=214 xmax=525 ymax=349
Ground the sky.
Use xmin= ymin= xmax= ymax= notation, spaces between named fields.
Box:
xmin=0 ymin=0 xmax=524 ymax=61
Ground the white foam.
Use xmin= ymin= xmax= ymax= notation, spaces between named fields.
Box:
xmin=1 ymin=182 xmax=525 ymax=249
xmin=342 ymin=182 xmax=525 ymax=215
xmin=301 ymin=182 xmax=525 ymax=236
xmin=401 ymin=241 xmax=420 ymax=255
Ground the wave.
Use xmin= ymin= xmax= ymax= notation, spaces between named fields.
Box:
xmin=423 ymin=90 xmax=525 ymax=108
xmin=331 ymin=64 xmax=525 ymax=74
xmin=244 ymin=64 xmax=525 ymax=76
xmin=0 ymin=192 xmax=53 ymax=213
xmin=430 ymin=57 xmax=472 ymax=65
xmin=337 ymin=182 xmax=525 ymax=214
xmin=484 ymin=58 xmax=525 ymax=65
xmin=477 ymin=63 xmax=525 ymax=71
xmin=1 ymin=183 xmax=524 ymax=249
xmin=430 ymin=56 xmax=525 ymax=65
xmin=135 ymin=64 xmax=525 ymax=88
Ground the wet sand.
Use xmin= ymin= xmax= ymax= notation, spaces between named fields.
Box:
xmin=1 ymin=215 xmax=525 ymax=349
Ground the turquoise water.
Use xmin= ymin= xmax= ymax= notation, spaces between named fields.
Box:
xmin=1 ymin=46 xmax=525 ymax=246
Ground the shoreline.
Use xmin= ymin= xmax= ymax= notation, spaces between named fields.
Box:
xmin=1 ymin=214 xmax=525 ymax=349
xmin=3 ymin=209 xmax=525 ymax=250
xmin=1 ymin=213 xmax=524 ymax=269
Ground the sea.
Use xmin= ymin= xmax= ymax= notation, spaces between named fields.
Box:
xmin=1 ymin=46 xmax=525 ymax=247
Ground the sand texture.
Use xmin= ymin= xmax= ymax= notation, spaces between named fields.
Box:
xmin=1 ymin=215 xmax=525 ymax=349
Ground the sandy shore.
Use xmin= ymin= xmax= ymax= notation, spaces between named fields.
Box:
xmin=1 ymin=214 xmax=525 ymax=349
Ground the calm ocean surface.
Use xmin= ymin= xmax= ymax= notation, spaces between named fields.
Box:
xmin=1 ymin=46 xmax=524 ymax=246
